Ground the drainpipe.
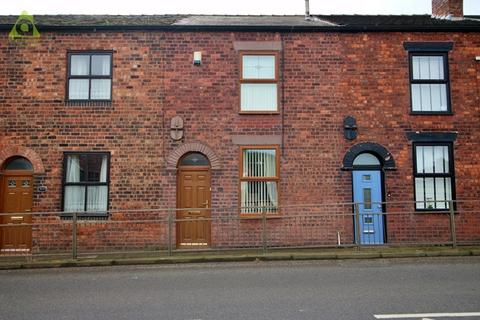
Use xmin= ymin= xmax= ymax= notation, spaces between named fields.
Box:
xmin=476 ymin=57 xmax=480 ymax=108
xmin=281 ymin=33 xmax=285 ymax=157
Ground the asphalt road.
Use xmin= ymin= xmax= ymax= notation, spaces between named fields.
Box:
xmin=0 ymin=257 xmax=479 ymax=320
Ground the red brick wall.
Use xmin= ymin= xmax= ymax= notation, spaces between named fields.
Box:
xmin=1 ymin=29 xmax=479 ymax=252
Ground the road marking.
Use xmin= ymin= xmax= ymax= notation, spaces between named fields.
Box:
xmin=374 ymin=312 xmax=480 ymax=319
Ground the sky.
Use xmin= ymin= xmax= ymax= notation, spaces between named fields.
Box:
xmin=0 ymin=0 xmax=479 ymax=15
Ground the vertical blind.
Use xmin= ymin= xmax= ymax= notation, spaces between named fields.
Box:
xmin=64 ymin=154 xmax=109 ymax=212
xmin=411 ymin=55 xmax=448 ymax=112
xmin=241 ymin=149 xmax=278 ymax=213
xmin=241 ymin=84 xmax=277 ymax=111
xmin=241 ymin=55 xmax=277 ymax=112
xmin=415 ymin=145 xmax=452 ymax=209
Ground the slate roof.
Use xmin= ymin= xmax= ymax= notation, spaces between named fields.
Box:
xmin=0 ymin=14 xmax=479 ymax=32
xmin=0 ymin=14 xmax=185 ymax=27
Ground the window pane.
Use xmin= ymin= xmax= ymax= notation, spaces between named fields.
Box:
xmin=70 ymin=55 xmax=90 ymax=76
xmin=423 ymin=146 xmax=434 ymax=174
xmin=415 ymin=178 xmax=425 ymax=209
xmin=425 ymin=178 xmax=435 ymax=209
xmin=353 ymin=153 xmax=380 ymax=166
xmin=180 ymin=153 xmax=209 ymax=166
xmin=411 ymin=84 xmax=447 ymax=112
xmin=430 ymin=85 xmax=441 ymax=111
xmin=87 ymin=154 xmax=108 ymax=182
xmin=411 ymin=84 xmax=422 ymax=111
xmin=412 ymin=56 xmax=420 ymax=79
xmin=416 ymin=146 xmax=424 ymax=174
xmin=430 ymin=56 xmax=444 ymax=80
xmin=435 ymin=177 xmax=446 ymax=209
xmin=419 ymin=56 xmax=430 ymax=79
xmin=91 ymin=55 xmax=111 ymax=76
xmin=242 ymin=55 xmax=275 ymax=79
xmin=68 ymin=79 xmax=89 ymax=100
xmin=363 ymin=188 xmax=372 ymax=209
xmin=430 ymin=84 xmax=448 ymax=111
xmin=243 ymin=149 xmax=276 ymax=178
xmin=364 ymin=216 xmax=373 ymax=224
xmin=64 ymin=186 xmax=85 ymax=212
xmin=87 ymin=186 xmax=108 ymax=211
xmin=433 ymin=146 xmax=448 ymax=174
xmin=65 ymin=155 xmax=84 ymax=183
xmin=420 ymin=84 xmax=432 ymax=111
xmin=241 ymin=84 xmax=277 ymax=111
xmin=417 ymin=145 xmax=449 ymax=175
xmin=444 ymin=146 xmax=450 ymax=174
xmin=240 ymin=181 xmax=277 ymax=213
xmin=90 ymin=79 xmax=111 ymax=100
xmin=445 ymin=177 xmax=452 ymax=207
xmin=412 ymin=56 xmax=444 ymax=80
xmin=4 ymin=157 xmax=33 ymax=170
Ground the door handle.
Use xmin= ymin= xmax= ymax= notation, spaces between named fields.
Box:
xmin=202 ymin=200 xmax=209 ymax=208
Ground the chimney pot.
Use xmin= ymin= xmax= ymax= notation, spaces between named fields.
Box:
xmin=432 ymin=0 xmax=463 ymax=19
xmin=305 ymin=0 xmax=311 ymax=20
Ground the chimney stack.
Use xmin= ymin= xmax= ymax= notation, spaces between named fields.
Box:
xmin=432 ymin=0 xmax=463 ymax=19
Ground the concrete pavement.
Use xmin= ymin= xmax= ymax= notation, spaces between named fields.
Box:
xmin=1 ymin=245 xmax=480 ymax=270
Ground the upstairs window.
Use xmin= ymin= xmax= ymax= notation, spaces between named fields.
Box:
xmin=67 ymin=52 xmax=112 ymax=101
xmin=409 ymin=53 xmax=450 ymax=113
xmin=413 ymin=143 xmax=454 ymax=210
xmin=240 ymin=146 xmax=279 ymax=214
xmin=240 ymin=53 xmax=278 ymax=112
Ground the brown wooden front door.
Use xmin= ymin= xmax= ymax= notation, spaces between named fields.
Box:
xmin=0 ymin=172 xmax=33 ymax=251
xmin=177 ymin=168 xmax=211 ymax=247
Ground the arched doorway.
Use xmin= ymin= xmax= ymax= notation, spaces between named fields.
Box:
xmin=351 ymin=153 xmax=385 ymax=245
xmin=176 ymin=152 xmax=211 ymax=247
xmin=0 ymin=156 xmax=34 ymax=251
xmin=343 ymin=142 xmax=396 ymax=245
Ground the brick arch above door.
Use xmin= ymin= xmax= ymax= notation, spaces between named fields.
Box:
xmin=167 ymin=142 xmax=221 ymax=170
xmin=342 ymin=142 xmax=396 ymax=171
xmin=0 ymin=145 xmax=45 ymax=174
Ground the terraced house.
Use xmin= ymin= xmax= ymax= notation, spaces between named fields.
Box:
xmin=0 ymin=0 xmax=479 ymax=254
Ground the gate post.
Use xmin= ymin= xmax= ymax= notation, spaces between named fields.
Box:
xmin=167 ymin=210 xmax=173 ymax=256
xmin=72 ymin=211 xmax=77 ymax=260
xmin=449 ymin=200 xmax=457 ymax=248
xmin=262 ymin=211 xmax=267 ymax=255
xmin=354 ymin=203 xmax=361 ymax=249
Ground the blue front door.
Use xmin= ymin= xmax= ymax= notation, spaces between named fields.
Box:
xmin=353 ymin=170 xmax=384 ymax=244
